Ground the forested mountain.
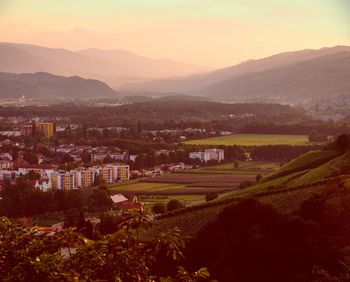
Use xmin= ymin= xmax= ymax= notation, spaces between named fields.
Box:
xmin=0 ymin=43 xmax=207 ymax=87
xmin=201 ymin=51 xmax=350 ymax=101
xmin=122 ymin=46 xmax=350 ymax=99
xmin=0 ymin=72 xmax=116 ymax=99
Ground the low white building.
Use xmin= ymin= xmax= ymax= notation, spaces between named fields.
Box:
xmin=189 ymin=152 xmax=204 ymax=161
xmin=110 ymin=194 xmax=128 ymax=204
xmin=0 ymin=131 xmax=21 ymax=137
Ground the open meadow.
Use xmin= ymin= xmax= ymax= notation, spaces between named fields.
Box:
xmin=183 ymin=133 xmax=310 ymax=146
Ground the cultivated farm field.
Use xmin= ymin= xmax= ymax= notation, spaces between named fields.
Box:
xmin=183 ymin=133 xmax=310 ymax=146
xmin=108 ymin=182 xmax=184 ymax=192
xmin=141 ymin=173 xmax=255 ymax=184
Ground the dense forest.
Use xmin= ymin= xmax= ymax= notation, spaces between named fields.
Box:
xmin=0 ymin=101 xmax=305 ymax=129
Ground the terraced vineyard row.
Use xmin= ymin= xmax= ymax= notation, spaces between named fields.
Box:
xmin=154 ymin=175 xmax=350 ymax=236
xmin=157 ymin=175 xmax=350 ymax=220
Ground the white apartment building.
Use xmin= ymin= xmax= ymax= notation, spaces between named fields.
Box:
xmin=74 ymin=168 xmax=97 ymax=189
xmin=189 ymin=149 xmax=224 ymax=162
xmin=96 ymin=164 xmax=130 ymax=183
xmin=51 ymin=171 xmax=76 ymax=190
xmin=204 ymin=148 xmax=224 ymax=162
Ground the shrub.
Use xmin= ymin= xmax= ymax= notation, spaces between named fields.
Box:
xmin=167 ymin=199 xmax=184 ymax=212
xmin=239 ymin=180 xmax=254 ymax=189
xmin=98 ymin=213 xmax=121 ymax=235
xmin=256 ymin=174 xmax=263 ymax=183
xmin=152 ymin=203 xmax=166 ymax=214
xmin=205 ymin=192 xmax=219 ymax=202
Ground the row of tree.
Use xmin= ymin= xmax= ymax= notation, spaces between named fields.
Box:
xmin=0 ymin=181 xmax=112 ymax=218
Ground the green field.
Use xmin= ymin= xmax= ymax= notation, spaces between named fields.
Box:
xmin=108 ymin=182 xmax=185 ymax=192
xmin=141 ymin=195 xmax=206 ymax=208
xmin=183 ymin=134 xmax=310 ymax=146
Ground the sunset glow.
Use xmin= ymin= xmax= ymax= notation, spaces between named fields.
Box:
xmin=0 ymin=0 xmax=349 ymax=67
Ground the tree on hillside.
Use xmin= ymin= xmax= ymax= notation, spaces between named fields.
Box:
xmin=91 ymin=189 xmax=112 ymax=211
xmin=152 ymin=203 xmax=166 ymax=214
xmin=239 ymin=180 xmax=253 ymax=189
xmin=256 ymin=174 xmax=263 ymax=183
xmin=137 ymin=121 xmax=142 ymax=133
xmin=187 ymin=198 xmax=343 ymax=282
xmin=23 ymin=152 xmax=38 ymax=164
xmin=336 ymin=134 xmax=350 ymax=153
xmin=98 ymin=213 xmax=121 ymax=235
xmin=61 ymin=153 xmax=74 ymax=163
xmin=167 ymin=199 xmax=184 ymax=212
xmin=26 ymin=170 xmax=41 ymax=180
xmin=205 ymin=192 xmax=219 ymax=202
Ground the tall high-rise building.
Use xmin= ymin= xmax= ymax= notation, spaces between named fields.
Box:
xmin=74 ymin=168 xmax=97 ymax=188
xmin=36 ymin=122 xmax=54 ymax=138
xmin=20 ymin=125 xmax=34 ymax=136
xmin=51 ymin=171 xmax=76 ymax=190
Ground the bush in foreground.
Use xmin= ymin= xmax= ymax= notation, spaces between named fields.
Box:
xmin=0 ymin=215 xmax=209 ymax=281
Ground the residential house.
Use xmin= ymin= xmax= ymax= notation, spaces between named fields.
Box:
xmin=0 ymin=160 xmax=13 ymax=170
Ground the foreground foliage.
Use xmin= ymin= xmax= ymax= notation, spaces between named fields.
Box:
xmin=186 ymin=197 xmax=350 ymax=282
xmin=0 ymin=216 xmax=209 ymax=281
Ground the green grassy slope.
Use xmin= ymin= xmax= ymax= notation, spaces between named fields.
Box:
xmin=150 ymin=149 xmax=350 ymax=236
xmin=264 ymin=150 xmax=338 ymax=181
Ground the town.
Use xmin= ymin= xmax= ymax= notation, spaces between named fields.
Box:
xmin=0 ymin=121 xmax=229 ymax=192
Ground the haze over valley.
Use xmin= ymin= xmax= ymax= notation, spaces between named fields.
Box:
xmin=1 ymin=1 xmax=350 ymax=281
xmin=1 ymin=42 xmax=349 ymax=104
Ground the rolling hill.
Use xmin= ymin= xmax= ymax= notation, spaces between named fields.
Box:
xmin=151 ymin=144 xmax=350 ymax=236
xmin=0 ymin=72 xmax=117 ymax=100
xmin=123 ymin=46 xmax=350 ymax=100
xmin=0 ymin=43 xmax=208 ymax=87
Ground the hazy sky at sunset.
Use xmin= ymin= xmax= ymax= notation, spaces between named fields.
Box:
xmin=0 ymin=0 xmax=349 ymax=68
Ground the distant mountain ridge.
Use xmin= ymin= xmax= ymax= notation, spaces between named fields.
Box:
xmin=0 ymin=72 xmax=116 ymax=100
xmin=202 ymin=51 xmax=350 ymax=101
xmin=122 ymin=46 xmax=350 ymax=100
xmin=1 ymin=43 xmax=349 ymax=101
xmin=0 ymin=42 xmax=208 ymax=87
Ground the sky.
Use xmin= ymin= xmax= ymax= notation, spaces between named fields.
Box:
xmin=0 ymin=0 xmax=349 ymax=68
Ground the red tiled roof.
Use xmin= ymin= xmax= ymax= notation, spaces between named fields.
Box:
xmin=18 ymin=164 xmax=56 ymax=169
xmin=119 ymin=201 xmax=143 ymax=210
xmin=13 ymin=158 xmax=29 ymax=168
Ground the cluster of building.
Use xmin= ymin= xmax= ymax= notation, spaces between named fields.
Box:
xmin=0 ymin=122 xmax=54 ymax=138
xmin=0 ymin=163 xmax=129 ymax=191
xmin=51 ymin=164 xmax=129 ymax=190
xmin=189 ymin=148 xmax=224 ymax=163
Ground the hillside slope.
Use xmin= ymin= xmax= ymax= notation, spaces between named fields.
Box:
xmin=0 ymin=72 xmax=116 ymax=100
xmin=152 ymin=147 xmax=350 ymax=236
